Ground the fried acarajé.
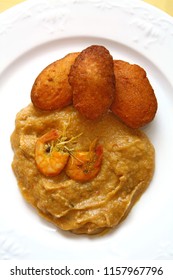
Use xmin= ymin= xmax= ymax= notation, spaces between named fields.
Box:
xmin=31 ymin=52 xmax=79 ymax=111
xmin=69 ymin=45 xmax=115 ymax=120
xmin=11 ymin=45 xmax=157 ymax=235
xmin=111 ymin=60 xmax=157 ymax=129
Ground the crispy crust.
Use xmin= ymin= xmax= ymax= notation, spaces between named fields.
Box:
xmin=111 ymin=60 xmax=157 ymax=128
xmin=31 ymin=52 xmax=79 ymax=111
xmin=68 ymin=45 xmax=115 ymax=119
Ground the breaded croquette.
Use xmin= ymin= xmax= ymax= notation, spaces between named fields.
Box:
xmin=31 ymin=52 xmax=79 ymax=111
xmin=111 ymin=60 xmax=157 ymax=128
xmin=68 ymin=45 xmax=115 ymax=120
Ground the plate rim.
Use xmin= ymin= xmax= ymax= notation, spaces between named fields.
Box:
xmin=0 ymin=0 xmax=173 ymax=260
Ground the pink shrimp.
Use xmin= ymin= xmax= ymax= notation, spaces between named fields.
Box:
xmin=35 ymin=129 xmax=69 ymax=176
xmin=66 ymin=139 xmax=103 ymax=182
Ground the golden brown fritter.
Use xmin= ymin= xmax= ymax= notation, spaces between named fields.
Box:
xmin=111 ymin=60 xmax=157 ymax=128
xmin=31 ymin=52 xmax=79 ymax=111
xmin=68 ymin=45 xmax=115 ymax=120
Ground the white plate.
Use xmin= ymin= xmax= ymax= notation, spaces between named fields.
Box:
xmin=0 ymin=0 xmax=173 ymax=260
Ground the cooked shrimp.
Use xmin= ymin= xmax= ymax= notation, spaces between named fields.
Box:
xmin=66 ymin=139 xmax=103 ymax=182
xmin=35 ymin=129 xmax=69 ymax=177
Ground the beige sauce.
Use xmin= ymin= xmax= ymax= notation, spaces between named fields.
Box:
xmin=11 ymin=104 xmax=155 ymax=234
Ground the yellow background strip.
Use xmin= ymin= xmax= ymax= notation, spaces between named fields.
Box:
xmin=0 ymin=0 xmax=173 ymax=16
xmin=0 ymin=0 xmax=26 ymax=12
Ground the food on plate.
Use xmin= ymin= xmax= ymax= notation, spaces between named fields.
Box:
xmin=31 ymin=52 xmax=79 ymax=111
xmin=35 ymin=129 xmax=70 ymax=177
xmin=11 ymin=45 xmax=157 ymax=235
xmin=66 ymin=138 xmax=103 ymax=182
xmin=68 ymin=45 xmax=115 ymax=120
xmin=111 ymin=60 xmax=158 ymax=128
xmin=11 ymin=104 xmax=154 ymax=235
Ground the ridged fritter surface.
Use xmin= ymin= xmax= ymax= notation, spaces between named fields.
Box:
xmin=31 ymin=52 xmax=79 ymax=111
xmin=69 ymin=45 xmax=115 ymax=119
xmin=111 ymin=60 xmax=157 ymax=128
